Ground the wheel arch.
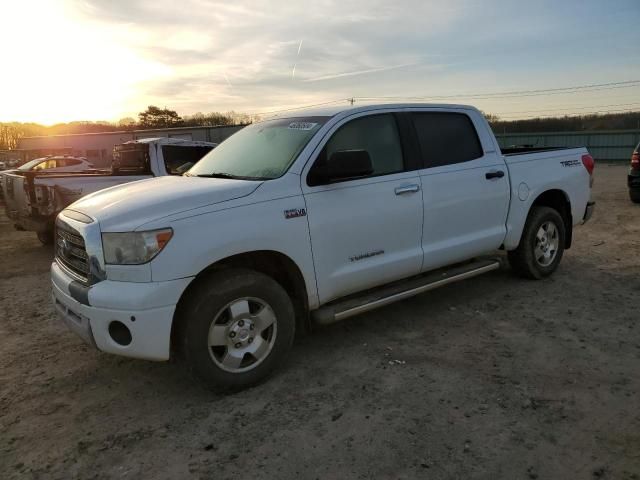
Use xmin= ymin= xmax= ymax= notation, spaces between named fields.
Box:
xmin=528 ymin=189 xmax=573 ymax=248
xmin=171 ymin=250 xmax=310 ymax=356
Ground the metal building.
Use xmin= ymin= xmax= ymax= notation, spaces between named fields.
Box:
xmin=16 ymin=125 xmax=245 ymax=167
xmin=495 ymin=129 xmax=640 ymax=162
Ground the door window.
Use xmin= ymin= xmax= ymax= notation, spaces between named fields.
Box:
xmin=411 ymin=112 xmax=483 ymax=167
xmin=32 ymin=159 xmax=56 ymax=170
xmin=162 ymin=145 xmax=215 ymax=175
xmin=309 ymin=114 xmax=404 ymax=184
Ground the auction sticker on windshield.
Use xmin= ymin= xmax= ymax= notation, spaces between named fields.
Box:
xmin=288 ymin=122 xmax=318 ymax=130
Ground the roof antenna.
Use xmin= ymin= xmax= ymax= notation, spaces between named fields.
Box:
xmin=349 ymin=97 xmax=355 ymax=105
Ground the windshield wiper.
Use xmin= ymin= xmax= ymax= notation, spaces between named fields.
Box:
xmin=194 ymin=172 xmax=263 ymax=180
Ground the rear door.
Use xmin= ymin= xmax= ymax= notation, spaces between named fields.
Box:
xmin=410 ymin=110 xmax=509 ymax=271
xmin=302 ymin=112 xmax=424 ymax=303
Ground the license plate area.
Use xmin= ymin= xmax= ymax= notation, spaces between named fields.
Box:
xmin=52 ymin=290 xmax=96 ymax=347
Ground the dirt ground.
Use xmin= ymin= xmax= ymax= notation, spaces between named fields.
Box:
xmin=1 ymin=164 xmax=639 ymax=480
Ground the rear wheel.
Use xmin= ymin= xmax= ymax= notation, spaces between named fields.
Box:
xmin=178 ymin=269 xmax=295 ymax=390
xmin=37 ymin=230 xmax=54 ymax=246
xmin=630 ymin=189 xmax=640 ymax=204
xmin=508 ymin=206 xmax=565 ymax=279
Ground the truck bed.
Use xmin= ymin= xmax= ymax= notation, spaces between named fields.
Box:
xmin=1 ymin=170 xmax=150 ymax=232
xmin=501 ymin=146 xmax=577 ymax=156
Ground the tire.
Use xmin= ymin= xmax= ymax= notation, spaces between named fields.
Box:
xmin=177 ymin=268 xmax=295 ymax=391
xmin=630 ymin=190 xmax=640 ymax=204
xmin=37 ymin=230 xmax=54 ymax=246
xmin=508 ymin=206 xmax=565 ymax=280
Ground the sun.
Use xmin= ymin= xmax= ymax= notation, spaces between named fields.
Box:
xmin=0 ymin=0 xmax=169 ymax=125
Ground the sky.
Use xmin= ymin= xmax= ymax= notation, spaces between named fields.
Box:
xmin=0 ymin=0 xmax=639 ymax=125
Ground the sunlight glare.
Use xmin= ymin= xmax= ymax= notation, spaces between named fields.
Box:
xmin=0 ymin=0 xmax=169 ymax=124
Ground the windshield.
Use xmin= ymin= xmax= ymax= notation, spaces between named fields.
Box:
xmin=18 ymin=158 xmax=44 ymax=170
xmin=188 ymin=117 xmax=328 ymax=180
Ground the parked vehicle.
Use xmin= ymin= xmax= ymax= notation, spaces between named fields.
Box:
xmin=1 ymin=138 xmax=216 ymax=244
xmin=51 ymin=104 xmax=595 ymax=390
xmin=16 ymin=156 xmax=95 ymax=173
xmin=628 ymin=142 xmax=640 ymax=203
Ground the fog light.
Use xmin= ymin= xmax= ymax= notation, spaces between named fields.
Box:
xmin=108 ymin=321 xmax=132 ymax=346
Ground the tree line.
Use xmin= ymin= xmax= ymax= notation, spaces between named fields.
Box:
xmin=1 ymin=106 xmax=639 ymax=151
xmin=489 ymin=111 xmax=640 ymax=134
xmin=0 ymin=106 xmax=257 ymax=150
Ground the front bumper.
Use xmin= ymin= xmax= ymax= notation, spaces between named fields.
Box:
xmin=51 ymin=261 xmax=193 ymax=361
xmin=582 ymin=201 xmax=595 ymax=224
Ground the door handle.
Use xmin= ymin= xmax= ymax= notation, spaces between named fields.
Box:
xmin=485 ymin=170 xmax=505 ymax=180
xmin=395 ymin=184 xmax=420 ymax=195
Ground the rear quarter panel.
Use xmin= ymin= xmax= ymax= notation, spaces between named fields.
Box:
xmin=503 ymin=148 xmax=591 ymax=250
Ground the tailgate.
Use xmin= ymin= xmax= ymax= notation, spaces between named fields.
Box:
xmin=1 ymin=172 xmax=31 ymax=219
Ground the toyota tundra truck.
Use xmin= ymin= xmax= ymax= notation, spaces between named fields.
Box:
xmin=51 ymin=104 xmax=595 ymax=390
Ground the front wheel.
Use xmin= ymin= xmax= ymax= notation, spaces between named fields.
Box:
xmin=508 ymin=206 xmax=566 ymax=279
xmin=177 ymin=269 xmax=295 ymax=390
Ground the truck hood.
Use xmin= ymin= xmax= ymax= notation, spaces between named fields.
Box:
xmin=68 ymin=176 xmax=262 ymax=231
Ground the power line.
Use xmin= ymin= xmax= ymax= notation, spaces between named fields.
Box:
xmin=496 ymin=106 xmax=640 ymax=120
xmin=356 ymin=80 xmax=640 ymax=101
xmin=250 ymin=98 xmax=350 ymax=116
xmin=495 ymin=101 xmax=640 ymax=116
xmin=247 ymin=79 xmax=640 ymax=118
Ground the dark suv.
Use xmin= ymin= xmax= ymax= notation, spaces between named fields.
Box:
xmin=630 ymin=142 xmax=640 ymax=203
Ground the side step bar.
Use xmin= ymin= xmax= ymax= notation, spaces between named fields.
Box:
xmin=312 ymin=259 xmax=501 ymax=326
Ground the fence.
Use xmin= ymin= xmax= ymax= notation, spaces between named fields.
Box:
xmin=495 ymin=130 xmax=640 ymax=162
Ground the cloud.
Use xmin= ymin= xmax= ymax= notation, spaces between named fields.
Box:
xmin=62 ymin=0 xmax=465 ymax=115
xmin=58 ymin=0 xmax=640 ymax=120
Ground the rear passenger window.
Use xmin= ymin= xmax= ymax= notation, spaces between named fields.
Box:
xmin=315 ymin=114 xmax=404 ymax=181
xmin=412 ymin=113 xmax=483 ymax=167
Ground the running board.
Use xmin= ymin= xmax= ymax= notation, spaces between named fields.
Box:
xmin=312 ymin=259 xmax=501 ymax=326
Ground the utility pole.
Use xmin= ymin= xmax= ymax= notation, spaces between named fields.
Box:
xmin=349 ymin=98 xmax=355 ymax=106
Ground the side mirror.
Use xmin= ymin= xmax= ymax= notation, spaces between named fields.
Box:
xmin=309 ymin=149 xmax=373 ymax=185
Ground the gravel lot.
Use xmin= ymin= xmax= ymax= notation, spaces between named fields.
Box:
xmin=1 ymin=164 xmax=639 ymax=479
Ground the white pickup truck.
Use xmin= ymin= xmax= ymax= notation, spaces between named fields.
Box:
xmin=1 ymin=138 xmax=216 ymax=244
xmin=51 ymin=104 xmax=595 ymax=390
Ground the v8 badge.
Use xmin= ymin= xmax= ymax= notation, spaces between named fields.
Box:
xmin=284 ymin=208 xmax=307 ymax=219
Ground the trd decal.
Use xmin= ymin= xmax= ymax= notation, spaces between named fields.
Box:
xmin=349 ymin=250 xmax=384 ymax=262
xmin=284 ymin=208 xmax=307 ymax=219
xmin=560 ymin=160 xmax=580 ymax=167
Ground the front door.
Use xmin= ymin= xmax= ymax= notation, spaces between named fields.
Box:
xmin=302 ymin=112 xmax=424 ymax=303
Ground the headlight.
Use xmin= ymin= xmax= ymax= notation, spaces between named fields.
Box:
xmin=102 ymin=228 xmax=173 ymax=265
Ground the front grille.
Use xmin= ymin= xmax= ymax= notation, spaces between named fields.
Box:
xmin=55 ymin=222 xmax=89 ymax=283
